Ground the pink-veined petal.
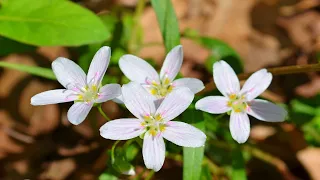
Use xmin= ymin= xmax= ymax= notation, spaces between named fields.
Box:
xmin=100 ymin=118 xmax=144 ymax=140
xmin=143 ymin=133 xmax=165 ymax=172
xmin=213 ymin=60 xmax=240 ymax=97
xmin=87 ymin=46 xmax=111 ymax=85
xmin=160 ymin=45 xmax=183 ymax=81
xmin=247 ymin=99 xmax=287 ymax=122
xmin=172 ymin=78 xmax=204 ymax=94
xmin=240 ymin=69 xmax=272 ymax=101
xmin=52 ymin=57 xmax=86 ymax=89
xmin=67 ymin=102 xmax=93 ymax=125
xmin=122 ymin=82 xmax=156 ymax=119
xmin=195 ymin=96 xmax=231 ymax=114
xmin=119 ymin=55 xmax=159 ymax=84
xmin=156 ymin=87 xmax=194 ymax=122
xmin=95 ymin=84 xmax=121 ymax=103
xmin=229 ymin=111 xmax=250 ymax=144
xmin=31 ymin=89 xmax=77 ymax=105
xmin=163 ymin=121 xmax=206 ymax=147
xmin=112 ymin=94 xmax=124 ymax=104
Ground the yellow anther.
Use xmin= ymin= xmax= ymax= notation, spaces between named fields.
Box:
xmin=149 ymin=129 xmax=157 ymax=136
xmin=77 ymin=95 xmax=83 ymax=100
xmin=229 ymin=94 xmax=237 ymax=100
xmin=141 ymin=122 xmax=146 ymax=126
xmin=167 ymin=85 xmax=173 ymax=93
xmin=159 ymin=124 xmax=166 ymax=132
xmin=150 ymin=88 xmax=157 ymax=95
xmin=155 ymin=114 xmax=162 ymax=121
xmin=151 ymin=81 xmax=158 ymax=86
xmin=143 ymin=115 xmax=152 ymax=121
xmin=234 ymin=108 xmax=242 ymax=113
xmin=91 ymin=85 xmax=97 ymax=92
xmin=163 ymin=78 xmax=171 ymax=85
xmin=227 ymin=101 xmax=232 ymax=107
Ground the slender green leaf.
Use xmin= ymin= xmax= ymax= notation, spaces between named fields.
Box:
xmin=151 ymin=0 xmax=180 ymax=52
xmin=200 ymin=37 xmax=243 ymax=74
xmin=231 ymin=148 xmax=247 ymax=180
xmin=184 ymin=29 xmax=243 ymax=73
xmin=0 ymin=0 xmax=109 ymax=46
xmin=0 ymin=36 xmax=35 ymax=56
xmin=182 ymin=106 xmax=205 ymax=180
xmin=0 ymin=61 xmax=55 ymax=80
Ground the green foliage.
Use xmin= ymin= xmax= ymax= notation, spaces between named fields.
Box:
xmin=231 ymin=148 xmax=247 ymax=180
xmin=0 ymin=37 xmax=35 ymax=56
xmin=107 ymin=140 xmax=137 ymax=176
xmin=99 ymin=172 xmax=118 ymax=180
xmin=0 ymin=0 xmax=109 ymax=46
xmin=151 ymin=0 xmax=180 ymax=52
xmin=182 ymin=105 xmax=205 ymax=180
xmin=0 ymin=61 xmax=56 ymax=80
xmin=290 ymin=96 xmax=320 ymax=146
xmin=184 ymin=29 xmax=243 ymax=74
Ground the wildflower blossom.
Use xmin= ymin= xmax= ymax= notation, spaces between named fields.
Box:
xmin=118 ymin=45 xmax=204 ymax=100
xmin=31 ymin=46 xmax=121 ymax=125
xmin=195 ymin=60 xmax=287 ymax=143
xmin=100 ymin=82 xmax=206 ymax=171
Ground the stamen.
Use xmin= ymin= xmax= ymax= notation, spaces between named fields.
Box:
xmin=140 ymin=114 xmax=166 ymax=137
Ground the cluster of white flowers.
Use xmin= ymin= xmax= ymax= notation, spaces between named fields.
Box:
xmin=31 ymin=45 xmax=287 ymax=172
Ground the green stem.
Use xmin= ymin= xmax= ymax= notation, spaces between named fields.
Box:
xmin=97 ymin=105 xmax=110 ymax=121
xmin=201 ymin=63 xmax=320 ymax=94
xmin=111 ymin=140 xmax=121 ymax=164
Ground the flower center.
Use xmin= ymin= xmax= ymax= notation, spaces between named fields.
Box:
xmin=148 ymin=77 xmax=173 ymax=98
xmin=227 ymin=94 xmax=247 ymax=113
xmin=77 ymin=85 xmax=100 ymax=103
xmin=141 ymin=114 xmax=166 ymax=136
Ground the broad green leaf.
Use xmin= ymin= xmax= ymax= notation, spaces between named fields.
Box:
xmin=182 ymin=105 xmax=205 ymax=180
xmin=0 ymin=61 xmax=55 ymax=80
xmin=0 ymin=36 xmax=35 ymax=56
xmin=0 ymin=0 xmax=109 ymax=46
xmin=231 ymin=148 xmax=247 ymax=180
xmin=151 ymin=0 xmax=180 ymax=52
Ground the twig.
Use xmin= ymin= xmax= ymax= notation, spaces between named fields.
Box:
xmin=200 ymin=63 xmax=320 ymax=94
xmin=203 ymin=156 xmax=224 ymax=175
xmin=145 ymin=170 xmax=155 ymax=180
xmin=242 ymin=145 xmax=298 ymax=180
xmin=3 ymin=127 xmax=34 ymax=144
xmin=209 ymin=140 xmax=297 ymax=180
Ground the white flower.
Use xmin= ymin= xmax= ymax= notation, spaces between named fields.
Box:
xmin=118 ymin=45 xmax=204 ymax=100
xmin=100 ymin=82 xmax=206 ymax=172
xmin=31 ymin=46 xmax=121 ymax=125
xmin=195 ymin=60 xmax=287 ymax=144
